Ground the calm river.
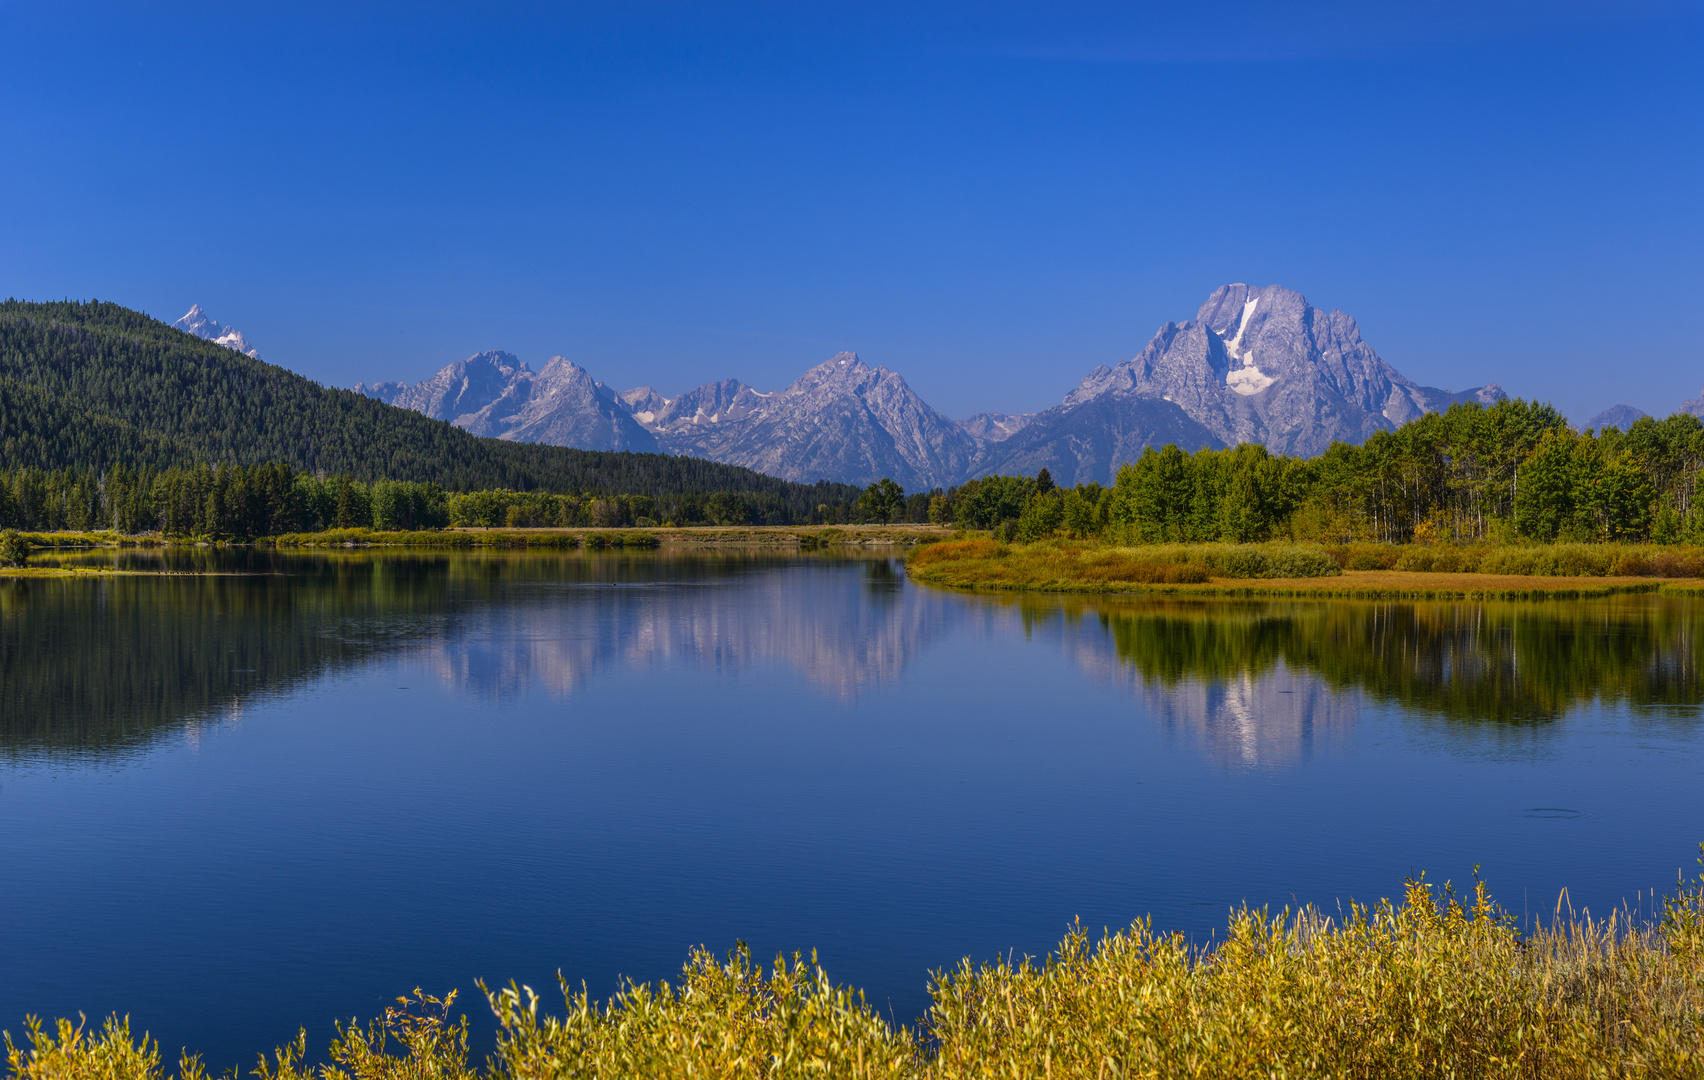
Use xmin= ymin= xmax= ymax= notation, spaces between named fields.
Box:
xmin=2 ymin=549 xmax=1701 ymax=1066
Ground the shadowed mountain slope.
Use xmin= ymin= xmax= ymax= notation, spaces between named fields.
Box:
xmin=0 ymin=300 xmax=859 ymax=509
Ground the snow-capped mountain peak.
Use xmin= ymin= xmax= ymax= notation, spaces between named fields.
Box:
xmin=172 ymin=304 xmax=259 ymax=358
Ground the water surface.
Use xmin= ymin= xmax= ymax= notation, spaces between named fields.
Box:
xmin=2 ymin=550 xmax=1700 ymax=1066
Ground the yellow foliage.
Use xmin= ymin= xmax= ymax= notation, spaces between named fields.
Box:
xmin=11 ymin=864 xmax=1704 ymax=1080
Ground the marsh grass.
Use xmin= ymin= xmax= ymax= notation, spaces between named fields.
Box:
xmin=13 ymin=863 xmax=1704 ymax=1079
xmin=910 ymin=538 xmax=1704 ymax=597
xmin=908 ymin=538 xmax=1340 ymax=593
xmin=1334 ymin=542 xmax=1704 ymax=578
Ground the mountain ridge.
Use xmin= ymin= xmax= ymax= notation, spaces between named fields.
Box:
xmin=361 ymin=283 xmax=1507 ymax=488
xmin=0 ymin=299 xmax=864 ymax=517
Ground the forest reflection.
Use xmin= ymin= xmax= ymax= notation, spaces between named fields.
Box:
xmin=0 ymin=550 xmax=934 ymax=760
xmin=1009 ymin=594 xmax=1704 ymax=767
xmin=5 ymin=551 xmax=1702 ymax=765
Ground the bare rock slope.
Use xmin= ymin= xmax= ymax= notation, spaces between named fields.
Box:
xmin=357 ymin=351 xmax=657 ymax=452
xmin=976 ymin=284 xmax=1503 ymax=486
xmin=358 ymin=283 xmax=1503 ymax=489
xmin=634 ymin=353 xmax=979 ymax=490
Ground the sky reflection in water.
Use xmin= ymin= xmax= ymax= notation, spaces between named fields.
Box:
xmin=0 ymin=550 xmax=1700 ymax=1067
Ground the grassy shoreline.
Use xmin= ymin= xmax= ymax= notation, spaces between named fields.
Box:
xmin=6 ymin=523 xmax=949 ymax=549
xmin=907 ymin=538 xmax=1704 ymax=600
xmin=0 ymin=525 xmax=954 ymax=574
xmin=11 ymin=862 xmax=1704 ymax=1079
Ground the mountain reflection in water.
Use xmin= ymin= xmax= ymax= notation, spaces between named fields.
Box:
xmin=5 ymin=550 xmax=1704 ymax=1070
xmin=3 ymin=552 xmax=1701 ymax=768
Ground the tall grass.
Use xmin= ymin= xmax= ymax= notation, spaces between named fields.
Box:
xmin=11 ymin=861 xmax=1704 ymax=1079
xmin=1333 ymin=541 xmax=1704 ymax=578
xmin=908 ymin=539 xmax=1341 ymax=592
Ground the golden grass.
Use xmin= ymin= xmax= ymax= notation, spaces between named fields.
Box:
xmin=11 ymin=864 xmax=1704 ymax=1079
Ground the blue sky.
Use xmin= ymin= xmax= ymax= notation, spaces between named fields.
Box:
xmin=2 ymin=1 xmax=1700 ymax=423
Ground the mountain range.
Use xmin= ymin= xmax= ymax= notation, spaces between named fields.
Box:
xmin=359 ymin=284 xmax=1505 ymax=489
xmin=0 ymin=299 xmax=863 ymax=518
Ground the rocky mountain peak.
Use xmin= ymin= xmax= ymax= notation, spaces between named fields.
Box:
xmin=172 ymin=304 xmax=259 ymax=358
xmin=957 ymin=412 xmax=1036 ymax=442
xmin=976 ymin=283 xmax=1506 ymax=485
xmin=358 ymin=283 xmax=1507 ymax=489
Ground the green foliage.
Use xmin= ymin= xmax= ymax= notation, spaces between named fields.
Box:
xmin=857 ymin=478 xmax=905 ymax=524
xmin=704 ymin=490 xmax=751 ymax=526
xmin=947 ymin=401 xmax=1704 ymax=548
xmin=950 ymin=475 xmax=1032 ymax=530
xmin=1014 ymin=490 xmax=1062 ymax=541
xmin=0 ymin=300 xmax=861 ymax=524
xmin=0 ymin=461 xmax=865 ymax=539
xmin=0 ymin=529 xmax=28 ymax=567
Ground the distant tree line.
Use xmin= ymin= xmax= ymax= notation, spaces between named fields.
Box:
xmin=0 ymin=463 xmax=882 ymax=536
xmin=0 ymin=299 xmax=863 ymax=518
xmin=922 ymin=400 xmax=1704 ymax=545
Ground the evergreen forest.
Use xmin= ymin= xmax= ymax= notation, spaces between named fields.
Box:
xmin=0 ymin=300 xmax=861 ymax=523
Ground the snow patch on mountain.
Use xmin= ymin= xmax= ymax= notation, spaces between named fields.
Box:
xmin=172 ymin=304 xmax=259 ymax=358
xmin=1222 ymin=295 xmax=1274 ymax=396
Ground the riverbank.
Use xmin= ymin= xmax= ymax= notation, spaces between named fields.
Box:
xmin=0 ymin=525 xmax=953 ymax=573
xmin=907 ymin=538 xmax=1704 ymax=599
xmin=15 ymin=862 xmax=1704 ymax=1079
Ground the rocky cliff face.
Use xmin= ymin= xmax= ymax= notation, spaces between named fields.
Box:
xmin=957 ymin=412 xmax=1035 ymax=442
xmin=172 ymin=304 xmax=259 ymax=358
xmin=360 ymin=284 xmax=1505 ymax=488
xmin=357 ymin=351 xmax=657 ymax=452
xmin=357 ymin=350 xmax=529 ymax=420
xmin=975 ymin=284 xmax=1503 ymax=486
xmin=627 ymin=353 xmax=979 ymax=489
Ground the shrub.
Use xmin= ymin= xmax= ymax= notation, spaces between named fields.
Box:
xmin=909 ymin=539 xmax=1002 ymax=567
xmin=1199 ymin=545 xmax=1342 ymax=579
xmin=1614 ymin=552 xmax=1655 ymax=576
xmin=1395 ymin=548 xmax=1436 ymax=572
xmin=20 ymin=861 xmax=1704 ymax=1080
xmin=1613 ymin=550 xmax=1704 ymax=578
xmin=1430 ymin=548 xmax=1483 ymax=573
xmin=1653 ymin=551 xmax=1704 ymax=577
xmin=1335 ymin=544 xmax=1398 ymax=570
xmin=0 ymin=529 xmax=30 ymax=567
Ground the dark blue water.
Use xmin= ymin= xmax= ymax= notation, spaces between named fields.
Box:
xmin=2 ymin=550 xmax=1701 ymax=1067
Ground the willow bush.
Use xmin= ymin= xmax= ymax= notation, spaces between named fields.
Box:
xmin=11 ymin=861 xmax=1704 ymax=1080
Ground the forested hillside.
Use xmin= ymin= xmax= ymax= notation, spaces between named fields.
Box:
xmin=0 ymin=300 xmax=861 ymax=516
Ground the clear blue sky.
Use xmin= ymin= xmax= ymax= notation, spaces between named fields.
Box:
xmin=3 ymin=1 xmax=1700 ymax=424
